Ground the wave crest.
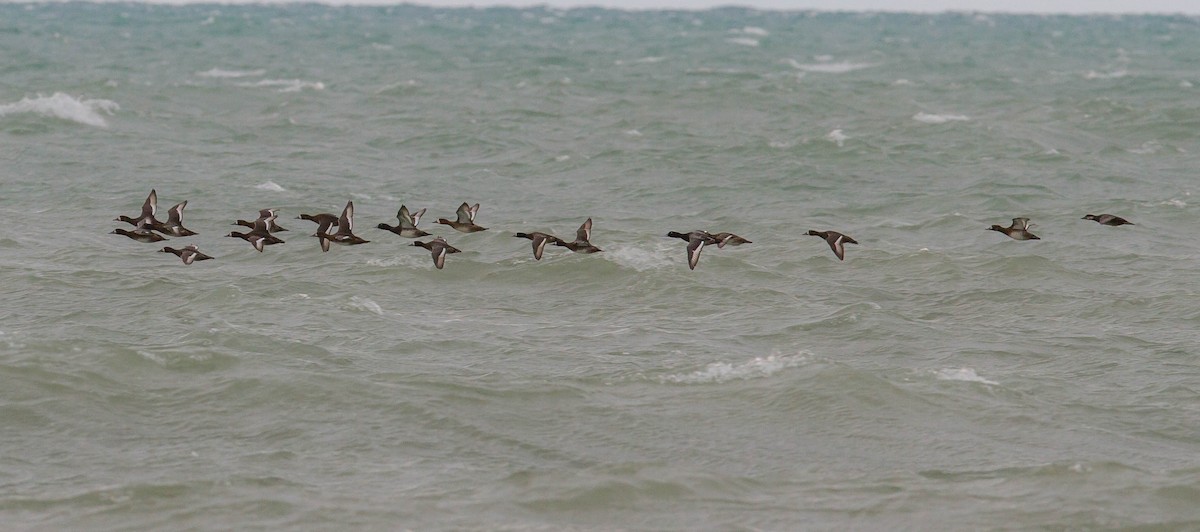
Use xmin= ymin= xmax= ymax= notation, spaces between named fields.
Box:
xmin=0 ymin=93 xmax=119 ymax=128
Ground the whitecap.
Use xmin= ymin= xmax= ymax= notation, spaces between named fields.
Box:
xmin=624 ymin=129 xmax=642 ymax=137
xmin=726 ymin=37 xmax=759 ymax=47
xmin=912 ymin=112 xmax=970 ymax=124
xmin=196 ymin=68 xmax=265 ymax=78
xmin=635 ymin=56 xmax=665 ymax=64
xmin=607 ymin=244 xmax=673 ymax=272
xmin=893 ymin=79 xmax=914 ymax=86
xmin=1181 ymin=80 xmax=1194 ymax=88
xmin=1128 ymin=141 xmax=1162 ymax=155
xmin=348 ymin=296 xmax=384 ymax=316
xmin=662 ymin=354 xmax=807 ymax=385
xmin=826 ymin=129 xmax=848 ymax=147
xmin=739 ymin=26 xmax=769 ymax=36
xmin=934 ymin=367 xmax=998 ymax=385
xmin=255 ymin=181 xmax=286 ymax=192
xmin=1161 ymin=198 xmax=1187 ymax=207
xmin=0 ymin=93 xmax=119 ymax=128
xmin=786 ymin=59 xmax=876 ymax=73
xmin=1084 ymin=70 xmax=1128 ymax=80
xmin=237 ymin=79 xmax=326 ymax=92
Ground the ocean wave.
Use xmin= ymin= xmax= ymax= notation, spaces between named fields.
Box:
xmin=606 ymin=243 xmax=674 ymax=272
xmin=912 ymin=112 xmax=970 ymax=124
xmin=661 ymin=353 xmax=807 ymax=384
xmin=826 ymin=129 xmax=848 ymax=147
xmin=196 ymin=68 xmax=265 ymax=78
xmin=786 ymin=58 xmax=877 ymax=73
xmin=0 ymin=93 xmax=119 ymax=128
xmin=934 ymin=367 xmax=998 ymax=385
xmin=347 ymin=296 xmax=384 ymax=316
xmin=725 ymin=37 xmax=759 ymax=47
xmin=236 ymin=79 xmax=326 ymax=92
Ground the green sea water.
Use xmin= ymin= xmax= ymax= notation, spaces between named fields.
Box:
xmin=3 ymin=4 xmax=1200 ymax=529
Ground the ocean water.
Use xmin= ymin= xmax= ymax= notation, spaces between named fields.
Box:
xmin=3 ymin=3 xmax=1200 ymax=529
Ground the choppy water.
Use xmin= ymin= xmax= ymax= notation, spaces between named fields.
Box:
xmin=4 ymin=4 xmax=1200 ymax=529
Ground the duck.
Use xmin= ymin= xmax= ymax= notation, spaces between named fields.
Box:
xmin=513 ymin=231 xmax=563 ymax=260
xmin=296 ymin=212 xmax=339 ymax=237
xmin=151 ymin=200 xmax=198 ymax=237
xmin=554 ymin=218 xmax=602 ymax=253
xmin=1082 ymin=214 xmax=1133 ymax=226
xmin=235 ymin=208 xmax=288 ymax=232
xmin=110 ymin=219 xmax=167 ymax=243
xmin=806 ymin=230 xmax=858 ymax=260
xmin=667 ymin=230 xmax=720 ymax=270
xmin=436 ymin=202 xmax=487 ymax=233
xmin=988 ymin=218 xmax=1040 ymax=241
xmin=377 ymin=205 xmax=430 ymax=238
xmin=159 ymin=244 xmax=214 ymax=264
xmin=316 ymin=201 xmax=369 ymax=251
xmin=412 ymin=237 xmax=461 ymax=269
xmin=227 ymin=219 xmax=284 ymax=252
xmin=709 ymin=232 xmax=752 ymax=248
xmin=115 ymin=189 xmax=162 ymax=227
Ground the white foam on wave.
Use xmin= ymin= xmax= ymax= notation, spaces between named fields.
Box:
xmin=934 ymin=367 xmax=998 ymax=385
xmin=912 ymin=112 xmax=970 ymax=124
xmin=826 ymin=129 xmax=848 ymax=147
xmin=255 ymin=181 xmax=286 ymax=192
xmin=237 ymin=79 xmax=326 ymax=92
xmin=662 ymin=353 xmax=807 ymax=385
xmin=785 ymin=58 xmax=876 ymax=73
xmin=348 ymin=296 xmax=384 ymax=316
xmin=1127 ymin=141 xmax=1163 ymax=155
xmin=366 ymin=254 xmax=428 ymax=269
xmin=0 ymin=92 xmax=119 ymax=128
xmin=196 ymin=68 xmax=265 ymax=78
xmin=1085 ymin=69 xmax=1129 ymax=80
xmin=737 ymin=26 xmax=769 ymax=36
xmin=726 ymin=37 xmax=759 ymax=47
xmin=607 ymin=243 xmax=673 ymax=272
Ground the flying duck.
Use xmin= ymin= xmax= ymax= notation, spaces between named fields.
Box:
xmin=554 ymin=218 xmax=602 ymax=253
xmin=412 ymin=237 xmax=461 ymax=269
xmin=110 ymin=219 xmax=167 ymax=243
xmin=377 ymin=205 xmax=430 ymax=238
xmin=159 ymin=244 xmax=214 ymax=264
xmin=151 ymin=201 xmax=198 ymax=237
xmin=115 ymin=189 xmax=161 ymax=227
xmin=436 ymin=202 xmax=487 ymax=233
xmin=513 ymin=231 xmax=563 ymax=260
xmin=988 ymin=218 xmax=1040 ymax=241
xmin=235 ymin=208 xmax=288 ymax=232
xmin=316 ymin=201 xmax=369 ymax=251
xmin=807 ymin=230 xmax=858 ymax=260
xmin=667 ymin=230 xmax=720 ymax=270
xmin=1082 ymin=214 xmax=1133 ymax=226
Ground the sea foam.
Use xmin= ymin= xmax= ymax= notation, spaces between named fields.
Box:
xmin=0 ymin=93 xmax=119 ymax=128
xmin=786 ymin=59 xmax=876 ymax=73
xmin=934 ymin=368 xmax=998 ymax=385
xmin=912 ymin=112 xmax=970 ymax=124
xmin=237 ymin=79 xmax=326 ymax=92
xmin=662 ymin=353 xmax=807 ymax=384
xmin=197 ymin=68 xmax=266 ymax=78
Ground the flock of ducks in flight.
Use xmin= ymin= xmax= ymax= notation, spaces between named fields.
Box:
xmin=110 ymin=189 xmax=1135 ymax=269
